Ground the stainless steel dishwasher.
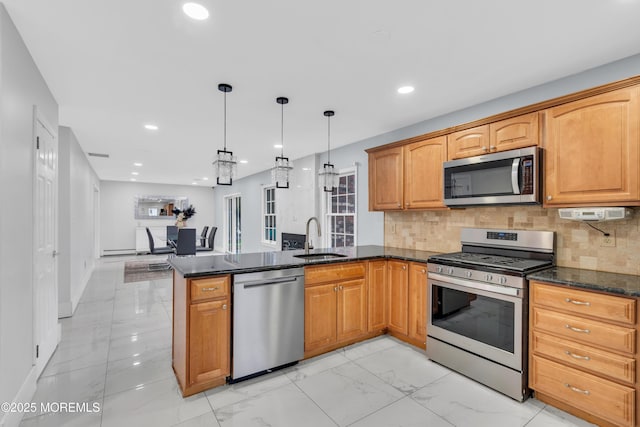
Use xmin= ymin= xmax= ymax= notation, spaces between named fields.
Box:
xmin=232 ymin=267 xmax=304 ymax=381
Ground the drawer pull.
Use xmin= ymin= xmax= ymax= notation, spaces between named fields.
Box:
xmin=564 ymin=350 xmax=590 ymax=361
xmin=564 ymin=383 xmax=590 ymax=395
xmin=202 ymin=287 xmax=220 ymax=292
xmin=565 ymin=298 xmax=591 ymax=306
xmin=565 ymin=324 xmax=590 ymax=334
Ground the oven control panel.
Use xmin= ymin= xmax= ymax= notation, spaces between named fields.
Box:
xmin=427 ymin=263 xmax=525 ymax=289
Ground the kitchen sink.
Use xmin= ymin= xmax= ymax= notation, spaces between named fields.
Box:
xmin=293 ymin=253 xmax=347 ymax=260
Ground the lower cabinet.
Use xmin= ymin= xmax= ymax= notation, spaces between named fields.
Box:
xmin=529 ymin=281 xmax=637 ymax=427
xmin=387 ymin=260 xmax=427 ymax=348
xmin=367 ymin=260 xmax=388 ymax=332
xmin=173 ymin=273 xmax=230 ymax=397
xmin=304 ymin=262 xmax=368 ymax=356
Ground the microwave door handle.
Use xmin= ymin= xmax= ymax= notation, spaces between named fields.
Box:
xmin=511 ymin=158 xmax=521 ymax=194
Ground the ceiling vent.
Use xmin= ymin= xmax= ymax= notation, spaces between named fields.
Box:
xmin=87 ymin=152 xmax=110 ymax=158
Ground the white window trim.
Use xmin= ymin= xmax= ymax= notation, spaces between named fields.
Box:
xmin=261 ymin=186 xmax=278 ymax=247
xmin=223 ymin=192 xmax=241 ymax=254
xmin=323 ymin=166 xmax=357 ymax=248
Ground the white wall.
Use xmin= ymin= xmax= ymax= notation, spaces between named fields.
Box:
xmin=212 ymin=154 xmax=322 ymax=253
xmin=57 ymin=126 xmax=100 ymax=317
xmin=0 ymin=4 xmax=59 ymax=426
xmin=100 ymin=181 xmax=215 ymax=254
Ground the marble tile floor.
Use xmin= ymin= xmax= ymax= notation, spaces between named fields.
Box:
xmin=20 ymin=256 xmax=596 ymax=427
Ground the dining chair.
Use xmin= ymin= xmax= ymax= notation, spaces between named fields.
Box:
xmin=146 ymin=227 xmax=174 ymax=255
xmin=166 ymin=225 xmax=179 ymax=246
xmin=175 ymin=228 xmax=197 ymax=256
xmin=197 ymin=226 xmax=209 ymax=248
xmin=197 ymin=226 xmax=216 ymax=252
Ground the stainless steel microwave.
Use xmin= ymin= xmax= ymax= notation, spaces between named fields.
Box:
xmin=443 ymin=146 xmax=541 ymax=206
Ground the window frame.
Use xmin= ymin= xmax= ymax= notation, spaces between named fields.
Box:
xmin=323 ymin=167 xmax=357 ymax=248
xmin=261 ymin=186 xmax=278 ymax=247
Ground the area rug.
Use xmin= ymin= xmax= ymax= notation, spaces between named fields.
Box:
xmin=124 ymin=260 xmax=173 ymax=283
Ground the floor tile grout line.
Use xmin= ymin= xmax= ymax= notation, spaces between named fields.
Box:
xmin=288 ymin=376 xmax=341 ymax=427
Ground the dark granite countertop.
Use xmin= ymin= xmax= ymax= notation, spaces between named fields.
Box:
xmin=527 ymin=267 xmax=640 ymax=297
xmin=168 ymin=245 xmax=441 ymax=278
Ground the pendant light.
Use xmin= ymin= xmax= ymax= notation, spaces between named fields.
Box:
xmin=212 ymin=83 xmax=237 ymax=185
xmin=271 ymin=97 xmax=293 ymax=188
xmin=318 ymin=110 xmax=338 ymax=192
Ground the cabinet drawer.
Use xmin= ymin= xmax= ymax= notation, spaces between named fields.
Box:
xmin=190 ymin=276 xmax=229 ymax=302
xmin=531 ymin=331 xmax=635 ymax=384
xmin=530 ymin=355 xmax=635 ymax=427
xmin=531 ymin=307 xmax=636 ymax=354
xmin=531 ymin=282 xmax=636 ymax=325
xmin=305 ymin=262 xmax=366 ymax=286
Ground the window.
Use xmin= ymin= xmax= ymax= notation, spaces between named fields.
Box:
xmin=326 ymin=170 xmax=356 ymax=247
xmin=224 ymin=194 xmax=241 ymax=253
xmin=263 ymin=186 xmax=277 ymax=244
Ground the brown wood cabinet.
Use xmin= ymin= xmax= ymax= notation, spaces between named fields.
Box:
xmin=387 ymin=260 xmax=428 ymax=349
xmin=387 ymin=260 xmax=409 ymax=335
xmin=367 ymin=260 xmax=387 ymax=332
xmin=304 ymin=262 xmax=368 ymax=356
xmin=408 ymin=263 xmax=428 ymax=346
xmin=448 ymin=112 xmax=539 ymax=160
xmin=543 ymin=85 xmax=640 ymax=207
xmin=404 ymin=136 xmax=447 ymax=209
xmin=529 ymin=281 xmax=638 ymax=427
xmin=173 ymin=273 xmax=230 ymax=397
xmin=447 ymin=125 xmax=490 ymax=160
xmin=368 ymin=147 xmax=403 ymax=210
xmin=368 ymin=136 xmax=447 ymax=211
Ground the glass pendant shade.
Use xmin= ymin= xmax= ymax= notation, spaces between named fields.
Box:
xmin=272 ymin=156 xmax=293 ymax=188
xmin=213 ymin=149 xmax=237 ymax=185
xmin=272 ymin=97 xmax=293 ymax=188
xmin=213 ymin=83 xmax=236 ymax=185
xmin=318 ymin=162 xmax=338 ymax=192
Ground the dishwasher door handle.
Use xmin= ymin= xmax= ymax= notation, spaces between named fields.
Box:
xmin=241 ymin=276 xmax=301 ymax=289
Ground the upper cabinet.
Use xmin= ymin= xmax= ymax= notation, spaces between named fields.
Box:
xmin=368 ymin=147 xmax=403 ymax=210
xmin=368 ymin=136 xmax=447 ymax=211
xmin=448 ymin=112 xmax=539 ymax=160
xmin=404 ymin=136 xmax=447 ymax=209
xmin=544 ymin=86 xmax=640 ymax=207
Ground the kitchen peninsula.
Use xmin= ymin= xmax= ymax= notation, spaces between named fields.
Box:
xmin=168 ymin=245 xmax=440 ymax=396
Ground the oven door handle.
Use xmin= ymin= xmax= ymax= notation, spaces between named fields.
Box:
xmin=428 ymin=272 xmax=522 ymax=298
xmin=511 ymin=157 xmax=521 ymax=195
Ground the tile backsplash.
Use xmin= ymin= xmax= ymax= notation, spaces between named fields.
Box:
xmin=385 ymin=206 xmax=640 ymax=276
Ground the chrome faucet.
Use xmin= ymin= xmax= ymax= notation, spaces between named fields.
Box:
xmin=305 ymin=217 xmax=321 ymax=254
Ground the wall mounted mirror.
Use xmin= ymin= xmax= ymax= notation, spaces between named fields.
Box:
xmin=134 ymin=196 xmax=189 ymax=219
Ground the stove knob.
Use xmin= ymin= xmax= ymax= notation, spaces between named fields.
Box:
xmin=436 ymin=266 xmax=443 ymax=273
xmin=448 ymin=268 xmax=454 ymax=275
xmin=466 ymin=271 xmax=472 ymax=278
xmin=499 ymin=276 xmax=507 ymax=285
xmin=486 ymin=274 xmax=493 ymax=281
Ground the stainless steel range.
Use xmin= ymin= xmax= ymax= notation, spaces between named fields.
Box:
xmin=426 ymin=228 xmax=555 ymax=401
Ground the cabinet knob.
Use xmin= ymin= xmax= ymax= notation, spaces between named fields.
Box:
xmin=421 ymin=269 xmax=426 ymax=274
xmin=334 ymin=287 xmax=338 ymax=292
xmin=490 ymin=146 xmax=496 ymax=151
xmin=547 ymin=195 xmax=552 ymax=201
xmin=397 ymin=203 xmax=401 ymax=207
xmin=482 ymin=146 xmax=488 ymax=152
xmin=402 ymin=265 xmax=406 ymax=270
xmin=405 ymin=202 xmax=409 ymax=206
xmin=339 ymin=285 xmax=343 ymax=291
xmin=222 ymin=304 xmax=227 ymax=310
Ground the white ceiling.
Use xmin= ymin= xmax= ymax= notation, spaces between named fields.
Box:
xmin=4 ymin=0 xmax=640 ymax=186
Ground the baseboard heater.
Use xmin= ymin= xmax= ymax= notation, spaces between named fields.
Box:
xmin=102 ymin=248 xmax=137 ymax=256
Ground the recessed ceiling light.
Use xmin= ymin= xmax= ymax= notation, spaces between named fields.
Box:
xmin=274 ymin=144 xmax=283 ymax=149
xmin=131 ymin=171 xmax=139 ymax=175
xmin=202 ymin=177 xmax=209 ymax=181
xmin=130 ymin=178 xmax=136 ymax=182
xmin=144 ymin=124 xmax=158 ymax=130
xmin=397 ymin=86 xmax=415 ymax=94
xmin=239 ymin=160 xmax=248 ymax=164
xmin=182 ymin=2 xmax=209 ymax=20
xmin=192 ymin=182 xmax=198 ymax=185
xmin=133 ymin=162 xmax=143 ymax=167
xmin=302 ymin=167 xmax=310 ymax=171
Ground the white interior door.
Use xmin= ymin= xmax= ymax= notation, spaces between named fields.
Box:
xmin=224 ymin=194 xmax=241 ymax=253
xmin=33 ymin=111 xmax=59 ymax=376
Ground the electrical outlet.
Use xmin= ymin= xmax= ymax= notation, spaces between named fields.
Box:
xmin=601 ymin=230 xmax=616 ymax=247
